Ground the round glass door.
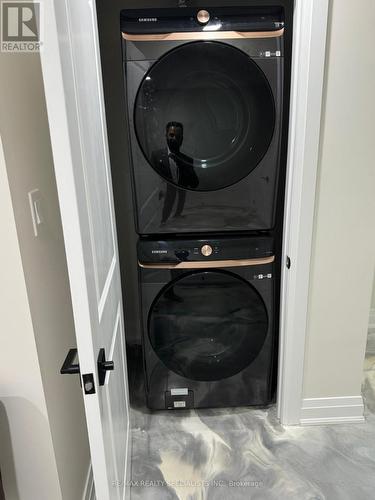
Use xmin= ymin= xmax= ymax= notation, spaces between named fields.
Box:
xmin=135 ymin=41 xmax=275 ymax=191
xmin=148 ymin=271 xmax=269 ymax=381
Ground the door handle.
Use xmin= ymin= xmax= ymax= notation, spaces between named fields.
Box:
xmin=61 ymin=348 xmax=80 ymax=375
xmin=97 ymin=348 xmax=114 ymax=386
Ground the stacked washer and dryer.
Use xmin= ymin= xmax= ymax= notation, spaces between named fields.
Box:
xmin=113 ymin=3 xmax=292 ymax=410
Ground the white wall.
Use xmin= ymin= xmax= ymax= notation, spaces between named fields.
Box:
xmin=0 ymin=137 xmax=62 ymax=500
xmin=303 ymin=0 xmax=375 ymax=398
xmin=0 ymin=51 xmax=90 ymax=498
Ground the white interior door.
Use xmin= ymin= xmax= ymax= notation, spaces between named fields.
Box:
xmin=41 ymin=1 xmax=130 ymax=499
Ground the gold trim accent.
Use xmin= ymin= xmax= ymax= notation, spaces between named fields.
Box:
xmin=122 ymin=28 xmax=284 ymax=42
xmin=138 ymin=255 xmax=275 ymax=270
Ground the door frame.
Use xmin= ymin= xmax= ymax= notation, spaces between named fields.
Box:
xmin=40 ymin=0 xmax=329 ymax=427
xmin=277 ymin=0 xmax=329 ymax=425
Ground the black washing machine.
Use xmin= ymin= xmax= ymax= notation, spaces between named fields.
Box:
xmin=138 ymin=235 xmax=277 ymax=409
xmin=122 ymin=5 xmax=290 ymax=235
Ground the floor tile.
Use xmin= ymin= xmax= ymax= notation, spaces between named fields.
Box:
xmin=129 ymin=349 xmax=375 ymax=499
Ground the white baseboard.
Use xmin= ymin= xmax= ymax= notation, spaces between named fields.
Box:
xmin=83 ymin=464 xmax=95 ymax=500
xmin=369 ymin=308 xmax=375 ymax=332
xmin=300 ymin=396 xmax=365 ymax=425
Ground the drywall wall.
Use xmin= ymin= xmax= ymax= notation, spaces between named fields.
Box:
xmin=0 ymin=137 xmax=62 ymax=500
xmin=0 ymin=51 xmax=90 ymax=498
xmin=303 ymin=0 xmax=375 ymax=398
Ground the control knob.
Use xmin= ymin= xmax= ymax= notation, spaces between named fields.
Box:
xmin=201 ymin=244 xmax=213 ymax=257
xmin=197 ymin=10 xmax=210 ymax=25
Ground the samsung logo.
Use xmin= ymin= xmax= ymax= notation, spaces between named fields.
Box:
xmin=138 ymin=17 xmax=158 ymax=22
xmin=152 ymin=250 xmax=168 ymax=254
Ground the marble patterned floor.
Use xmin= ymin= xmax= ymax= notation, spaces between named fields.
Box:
xmin=129 ymin=352 xmax=375 ymax=500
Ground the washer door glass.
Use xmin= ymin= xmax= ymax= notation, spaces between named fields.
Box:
xmin=134 ymin=41 xmax=275 ymax=191
xmin=148 ymin=271 xmax=269 ymax=381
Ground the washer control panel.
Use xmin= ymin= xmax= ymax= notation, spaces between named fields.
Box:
xmin=138 ymin=236 xmax=274 ymax=264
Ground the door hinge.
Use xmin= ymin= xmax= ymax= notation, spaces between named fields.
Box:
xmin=286 ymin=256 xmax=291 ymax=269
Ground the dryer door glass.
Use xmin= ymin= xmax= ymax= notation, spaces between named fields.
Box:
xmin=134 ymin=41 xmax=275 ymax=191
xmin=148 ymin=270 xmax=269 ymax=381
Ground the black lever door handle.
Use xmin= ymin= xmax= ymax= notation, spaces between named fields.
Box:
xmin=61 ymin=348 xmax=80 ymax=375
xmin=97 ymin=348 xmax=114 ymax=386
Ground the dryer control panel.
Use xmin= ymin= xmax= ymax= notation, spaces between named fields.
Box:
xmin=121 ymin=7 xmax=285 ymax=36
xmin=137 ymin=236 xmax=274 ymax=264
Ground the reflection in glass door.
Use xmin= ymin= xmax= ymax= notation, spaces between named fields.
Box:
xmin=135 ymin=41 xmax=275 ymax=191
xmin=148 ymin=271 xmax=269 ymax=381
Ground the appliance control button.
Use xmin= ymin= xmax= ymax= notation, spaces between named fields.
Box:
xmin=175 ymin=249 xmax=189 ymax=261
xmin=201 ymin=244 xmax=213 ymax=257
xmin=197 ymin=10 xmax=210 ymax=24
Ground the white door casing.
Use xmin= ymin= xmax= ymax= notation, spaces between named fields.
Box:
xmin=41 ymin=1 xmax=130 ymax=499
xmin=277 ymin=0 xmax=329 ymax=425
